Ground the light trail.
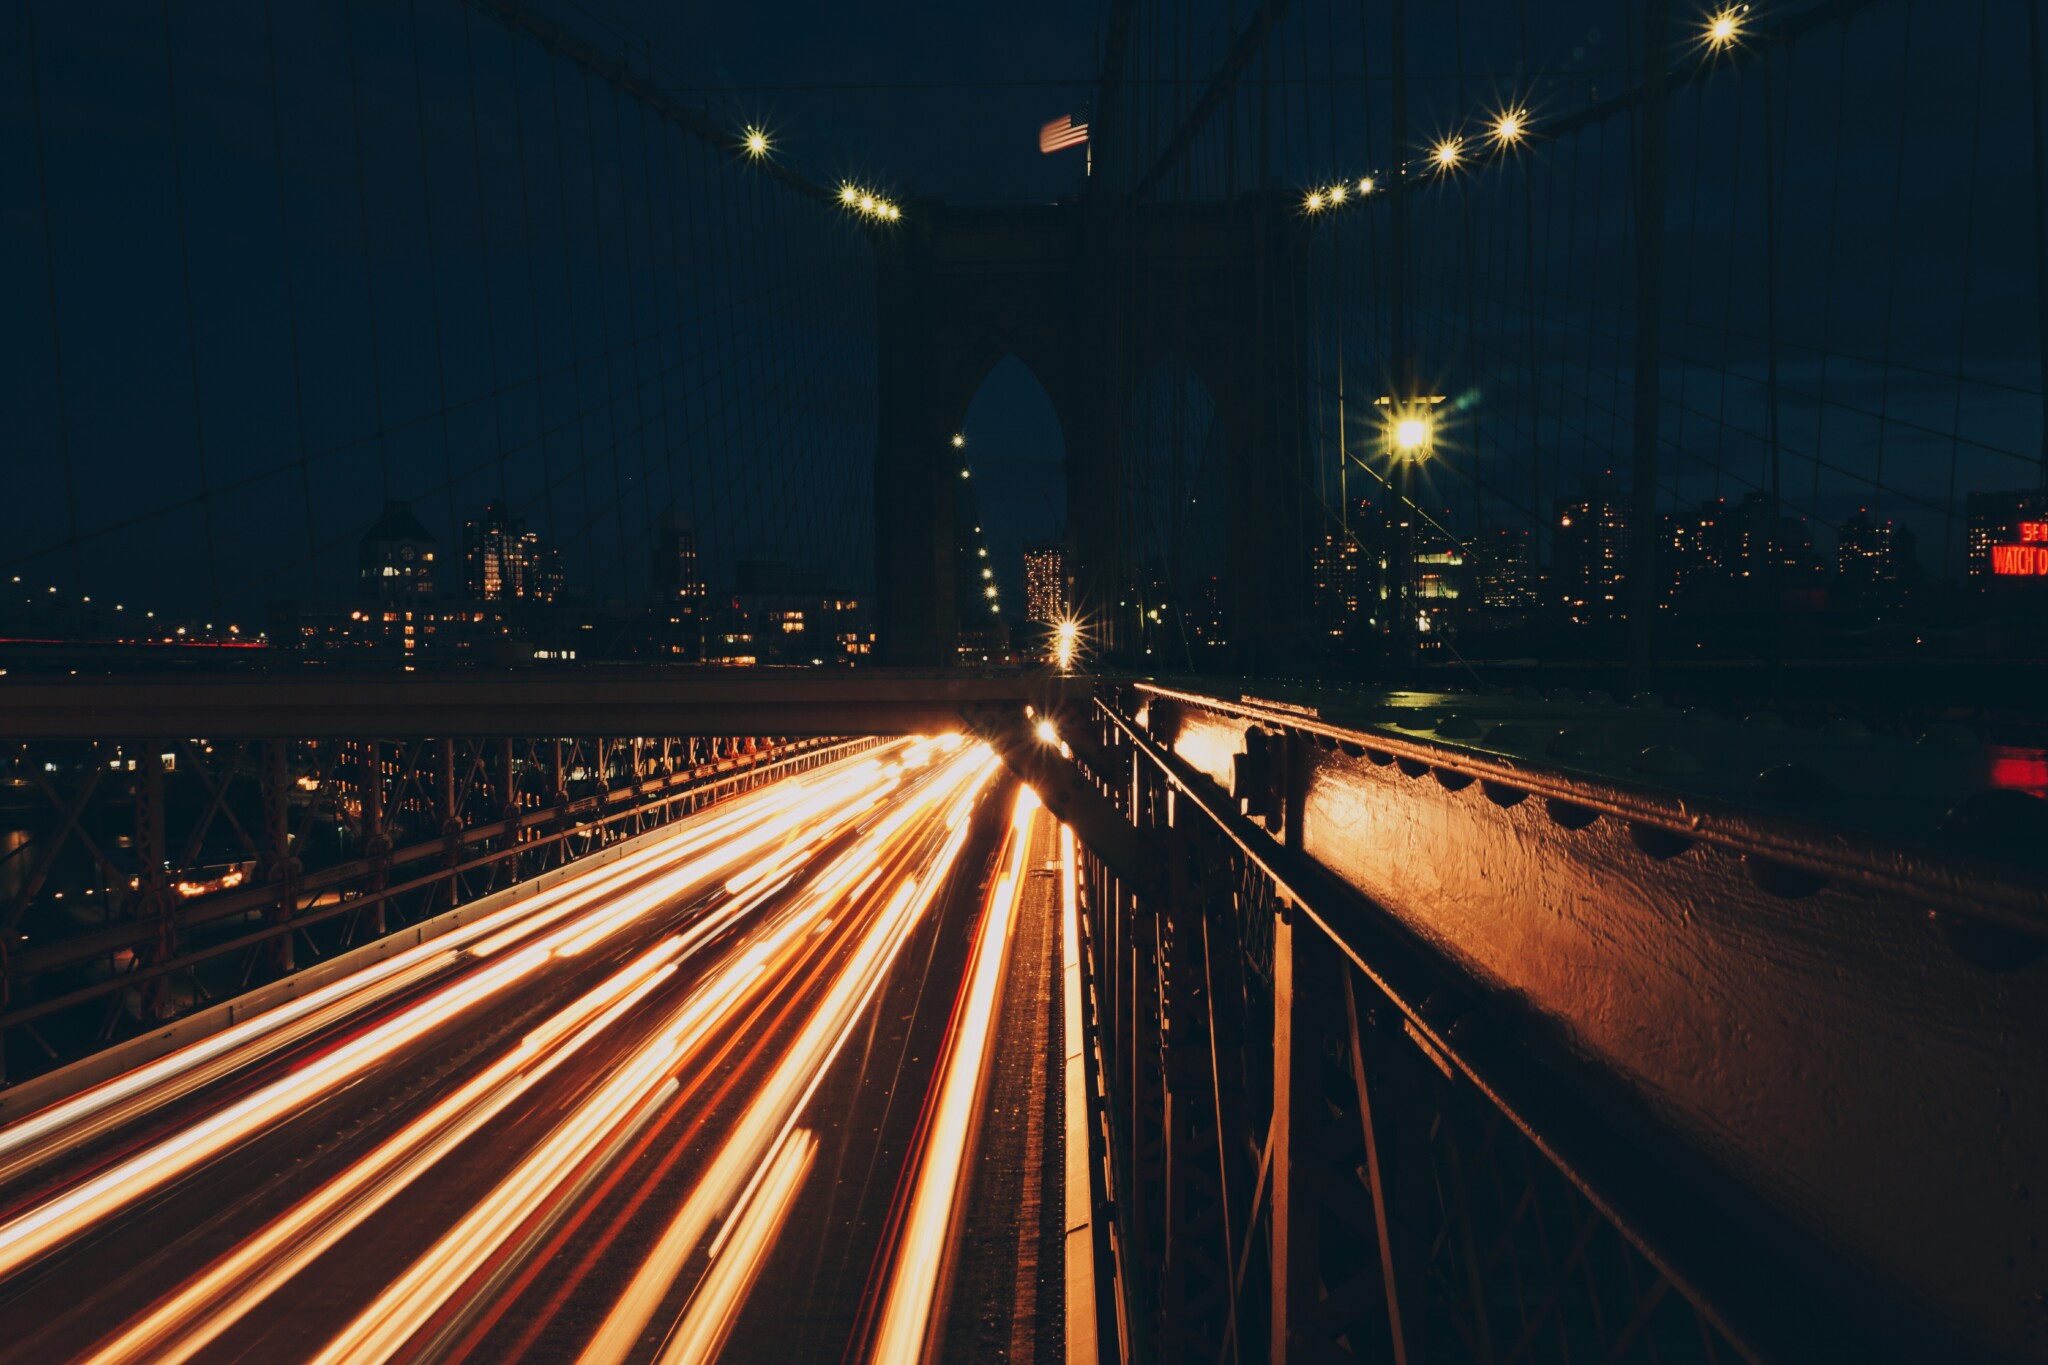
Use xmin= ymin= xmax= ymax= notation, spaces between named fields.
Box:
xmin=868 ymin=785 xmax=1039 ymax=1364
xmin=579 ymin=747 xmax=1001 ymax=1364
xmin=0 ymin=738 xmax=1038 ymax=1365
xmin=0 ymin=745 xmax=906 ymax=1187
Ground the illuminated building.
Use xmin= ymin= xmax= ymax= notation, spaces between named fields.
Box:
xmin=1471 ymin=527 xmax=1537 ymax=613
xmin=1311 ymin=524 xmax=1365 ymax=639
xmin=271 ymin=600 xmax=511 ymax=663
xmin=1835 ymin=512 xmax=1917 ymax=616
xmin=650 ymin=512 xmax=707 ymax=607
xmin=1022 ymin=541 xmax=1067 ymax=623
xmin=1551 ymin=487 xmax=1629 ymax=623
xmin=462 ymin=500 xmax=563 ymax=604
xmin=1189 ymin=576 xmax=1226 ymax=649
xmin=358 ymin=502 xmax=437 ymax=601
xmin=649 ymin=512 xmax=708 ymax=659
xmin=1967 ymin=490 xmax=2048 ymax=595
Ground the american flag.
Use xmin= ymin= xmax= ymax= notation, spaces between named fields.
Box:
xmin=1038 ymin=115 xmax=1089 ymax=154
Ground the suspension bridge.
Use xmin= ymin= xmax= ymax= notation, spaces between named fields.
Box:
xmin=2 ymin=0 xmax=2045 ymax=1361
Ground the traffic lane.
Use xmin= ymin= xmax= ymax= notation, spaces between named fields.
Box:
xmin=61 ymin=742 xmax=996 ymax=1363
xmin=467 ymin=753 xmax=1005 ymax=1363
xmin=0 ymin=743 xmax=951 ymax=1360
xmin=719 ymin=777 xmax=1020 ymax=1365
xmin=0 ymin=740 xmax=915 ymax=1198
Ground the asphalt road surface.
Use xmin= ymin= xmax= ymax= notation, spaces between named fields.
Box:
xmin=0 ymin=737 xmax=1063 ymax=1364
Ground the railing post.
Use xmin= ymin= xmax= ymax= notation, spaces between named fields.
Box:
xmin=131 ymin=747 xmax=171 ymax=1020
xmin=499 ymin=737 xmax=520 ymax=884
xmin=1268 ymin=898 xmax=1317 ymax=1365
xmin=259 ymin=739 xmax=298 ymax=975
xmin=360 ymin=739 xmax=388 ymax=936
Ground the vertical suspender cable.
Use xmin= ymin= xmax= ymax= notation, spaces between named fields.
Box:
xmin=1624 ymin=0 xmax=1670 ymax=686
xmin=25 ymin=0 xmax=86 ymax=593
xmin=343 ymin=0 xmax=394 ymax=508
xmin=263 ymin=1 xmax=320 ymax=584
xmin=460 ymin=4 xmax=510 ymax=507
xmin=159 ymin=0 xmax=223 ymax=614
xmin=2030 ymin=0 xmax=2048 ymax=487
xmin=409 ymin=0 xmax=462 ymax=553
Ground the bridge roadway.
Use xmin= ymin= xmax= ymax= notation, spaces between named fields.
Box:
xmin=0 ymin=739 xmax=1065 ymax=1364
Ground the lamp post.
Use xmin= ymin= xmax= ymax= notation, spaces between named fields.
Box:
xmin=1379 ymin=395 xmax=1442 ymax=668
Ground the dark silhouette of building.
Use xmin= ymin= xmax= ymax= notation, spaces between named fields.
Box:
xmin=1311 ymin=527 xmax=1363 ymax=641
xmin=1471 ymin=527 xmax=1538 ymax=615
xmin=651 ymin=513 xmax=707 ymax=606
xmin=648 ymin=513 xmax=709 ymax=660
xmin=359 ymin=502 xmax=437 ymax=601
xmin=1835 ymin=511 xmax=1917 ymax=616
xmin=1552 ymin=485 xmax=1629 ymax=623
xmin=1186 ymin=576 xmax=1227 ymax=651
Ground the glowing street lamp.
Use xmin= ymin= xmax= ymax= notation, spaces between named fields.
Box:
xmin=1491 ymin=108 xmax=1528 ymax=148
xmin=1432 ymin=137 xmax=1463 ymax=172
xmin=743 ymin=126 xmax=770 ymax=158
xmin=840 ymin=184 xmax=859 ymax=205
xmin=1394 ymin=416 xmax=1431 ymax=453
xmin=1705 ymin=5 xmax=1746 ymax=49
xmin=951 ymin=433 xmax=965 ymax=448
xmin=1053 ymin=617 xmax=1081 ymax=671
xmin=1304 ymin=190 xmax=1325 ymax=213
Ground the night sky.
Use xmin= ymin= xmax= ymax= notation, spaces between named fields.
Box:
xmin=5 ymin=0 xmax=2042 ymax=624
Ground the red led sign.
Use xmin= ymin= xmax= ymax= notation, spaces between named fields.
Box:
xmin=1992 ymin=544 xmax=2048 ymax=577
xmin=2021 ymin=521 xmax=2048 ymax=543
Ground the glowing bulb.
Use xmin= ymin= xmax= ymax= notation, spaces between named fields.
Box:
xmin=1394 ymin=417 xmax=1430 ymax=452
xmin=1359 ymin=176 xmax=1375 ymax=194
xmin=1706 ymin=7 xmax=1744 ymax=48
xmin=1493 ymin=110 xmax=1526 ymax=145
xmin=1329 ymin=183 xmax=1347 ymax=204
xmin=859 ymin=194 xmax=876 ymax=212
xmin=1305 ymin=191 xmax=1324 ymax=212
xmin=1433 ymin=138 xmax=1462 ymax=170
xmin=883 ymin=204 xmax=901 ymax=221
xmin=841 ymin=185 xmax=859 ymax=205
xmin=952 ymin=433 xmax=965 ymax=448
xmin=984 ymin=585 xmax=998 ymax=599
xmin=1035 ymin=720 xmax=1058 ymax=744
xmin=744 ymin=127 xmax=769 ymax=157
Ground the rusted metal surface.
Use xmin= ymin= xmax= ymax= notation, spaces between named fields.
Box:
xmin=1129 ymin=680 xmax=2047 ymax=1360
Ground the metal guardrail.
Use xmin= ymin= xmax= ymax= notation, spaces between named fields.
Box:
xmin=1062 ymin=689 xmax=1922 ymax=1365
xmin=0 ymin=734 xmax=878 ymax=1083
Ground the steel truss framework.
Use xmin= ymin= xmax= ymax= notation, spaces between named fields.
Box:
xmin=0 ymin=732 xmax=870 ymax=1082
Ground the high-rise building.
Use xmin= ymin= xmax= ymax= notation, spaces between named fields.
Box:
xmin=1311 ymin=507 xmax=1368 ymax=639
xmin=359 ymin=501 xmax=438 ymax=601
xmin=1189 ymin=576 xmax=1226 ymax=649
xmin=1835 ymin=511 xmax=1917 ymax=615
xmin=646 ymin=512 xmax=707 ymax=659
xmin=1552 ymin=486 xmax=1629 ymax=622
xmin=462 ymin=500 xmax=561 ymax=604
xmin=1471 ymin=527 xmax=1537 ymax=612
xmin=1022 ymin=541 xmax=1067 ymax=622
xmin=651 ymin=512 xmax=707 ymax=607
